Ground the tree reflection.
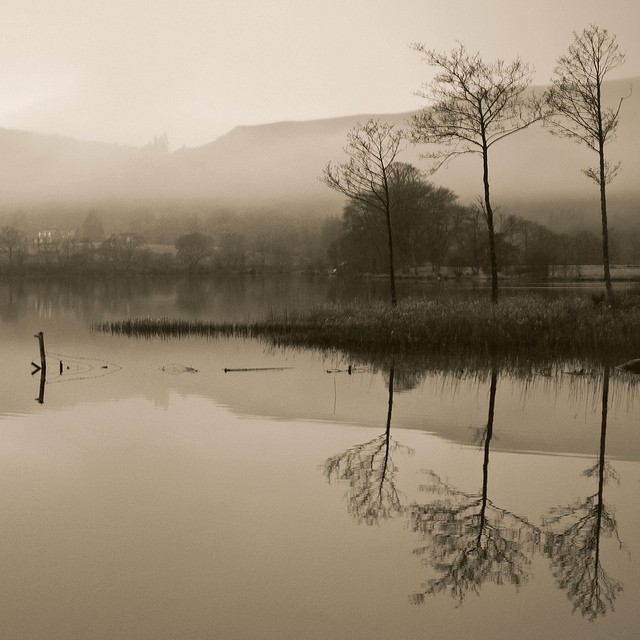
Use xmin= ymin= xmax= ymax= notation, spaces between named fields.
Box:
xmin=410 ymin=365 xmax=540 ymax=604
xmin=323 ymin=365 xmax=412 ymax=525
xmin=542 ymin=366 xmax=623 ymax=620
xmin=176 ymin=276 xmax=210 ymax=315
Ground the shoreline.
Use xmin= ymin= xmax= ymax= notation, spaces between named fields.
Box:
xmin=97 ymin=293 xmax=640 ymax=367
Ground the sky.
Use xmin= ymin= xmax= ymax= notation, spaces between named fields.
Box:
xmin=2 ymin=0 xmax=639 ymax=149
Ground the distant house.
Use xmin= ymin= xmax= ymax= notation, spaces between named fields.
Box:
xmin=33 ymin=229 xmax=79 ymax=263
xmin=34 ymin=229 xmax=76 ymax=247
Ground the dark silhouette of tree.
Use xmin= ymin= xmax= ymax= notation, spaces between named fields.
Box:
xmin=389 ymin=163 xmax=464 ymax=275
xmin=517 ymin=217 xmax=561 ymax=277
xmin=323 ymin=120 xmax=403 ymax=305
xmin=328 ymin=162 xmax=463 ymax=276
xmin=545 ymin=26 xmax=627 ymax=302
xmin=447 ymin=203 xmax=484 ymax=275
xmin=541 ymin=367 xmax=623 ymax=620
xmin=0 ymin=226 xmax=28 ymax=266
xmin=175 ymin=231 xmax=214 ymax=270
xmin=323 ymin=365 xmax=413 ymax=525
xmin=386 ymin=162 xmax=428 ymax=274
xmin=411 ymin=43 xmax=541 ymax=302
xmin=99 ymin=233 xmax=145 ymax=271
xmin=410 ymin=366 xmax=540 ymax=604
xmin=331 ymin=199 xmax=387 ymax=273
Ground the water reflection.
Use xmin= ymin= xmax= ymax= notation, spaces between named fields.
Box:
xmin=176 ymin=277 xmax=214 ymax=315
xmin=4 ymin=273 xmax=627 ymax=328
xmin=542 ymin=366 xmax=624 ymax=620
xmin=409 ymin=365 xmax=540 ymax=604
xmin=321 ymin=362 xmax=630 ymax=618
xmin=323 ymin=365 xmax=413 ymax=525
xmin=30 ymin=345 xmax=122 ymax=407
xmin=34 ymin=366 xmax=46 ymax=404
xmin=4 ymin=276 xmax=640 ymax=638
xmin=404 ymin=365 xmax=625 ymax=618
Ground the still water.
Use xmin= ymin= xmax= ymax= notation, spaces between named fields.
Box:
xmin=1 ymin=275 xmax=639 ymax=639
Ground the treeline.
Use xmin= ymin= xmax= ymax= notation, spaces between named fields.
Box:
xmin=1 ymin=195 xmax=638 ymax=278
xmin=326 ymin=162 xmax=638 ymax=278
xmin=0 ymin=209 xmax=332 ymax=274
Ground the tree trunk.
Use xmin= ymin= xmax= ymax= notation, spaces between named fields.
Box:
xmin=384 ymin=206 xmax=398 ymax=306
xmin=482 ymin=147 xmax=499 ymax=303
xmin=593 ymin=366 xmax=610 ymax=574
xmin=471 ymin=216 xmax=480 ymax=275
xmin=477 ymin=364 xmax=497 ymax=545
xmin=599 ymin=145 xmax=613 ymax=302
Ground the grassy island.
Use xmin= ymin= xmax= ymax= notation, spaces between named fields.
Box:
xmin=97 ymin=293 xmax=640 ymax=367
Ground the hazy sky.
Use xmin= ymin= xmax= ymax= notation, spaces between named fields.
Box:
xmin=2 ymin=0 xmax=639 ymax=148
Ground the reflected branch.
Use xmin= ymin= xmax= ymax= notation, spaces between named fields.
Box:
xmin=410 ymin=365 xmax=540 ymax=604
xmin=36 ymin=366 xmax=46 ymax=404
xmin=323 ymin=365 xmax=413 ymax=525
xmin=542 ymin=367 xmax=623 ymax=620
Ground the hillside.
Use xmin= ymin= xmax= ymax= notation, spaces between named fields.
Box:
xmin=0 ymin=77 xmax=638 ymax=230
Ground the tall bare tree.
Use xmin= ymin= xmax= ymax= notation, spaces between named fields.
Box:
xmin=545 ymin=25 xmax=627 ymax=302
xmin=411 ymin=43 xmax=541 ymax=302
xmin=323 ymin=120 xmax=403 ymax=305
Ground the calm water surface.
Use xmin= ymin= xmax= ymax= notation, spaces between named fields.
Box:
xmin=1 ymin=275 xmax=639 ymax=639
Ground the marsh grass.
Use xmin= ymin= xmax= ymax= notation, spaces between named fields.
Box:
xmin=95 ymin=293 xmax=640 ymax=368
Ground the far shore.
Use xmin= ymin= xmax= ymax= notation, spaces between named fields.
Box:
xmin=4 ymin=262 xmax=640 ymax=284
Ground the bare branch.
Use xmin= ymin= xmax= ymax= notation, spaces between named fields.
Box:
xmin=411 ymin=42 xmax=538 ymax=303
xmin=543 ymin=25 xmax=626 ymax=301
xmin=321 ymin=120 xmax=404 ymax=305
xmin=411 ymin=42 xmax=539 ymax=171
xmin=544 ymin=25 xmax=626 ymax=155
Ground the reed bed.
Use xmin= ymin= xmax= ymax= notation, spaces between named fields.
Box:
xmin=95 ymin=294 xmax=640 ymax=365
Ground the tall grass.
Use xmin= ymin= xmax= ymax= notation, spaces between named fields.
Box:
xmin=94 ymin=294 xmax=640 ymax=366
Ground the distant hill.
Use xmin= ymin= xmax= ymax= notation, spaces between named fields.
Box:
xmin=0 ymin=77 xmax=638 ymax=230
xmin=0 ymin=128 xmax=174 ymax=206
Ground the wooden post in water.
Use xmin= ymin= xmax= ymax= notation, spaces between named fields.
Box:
xmin=37 ymin=368 xmax=46 ymax=404
xmin=33 ymin=332 xmax=47 ymax=404
xmin=34 ymin=331 xmax=47 ymax=374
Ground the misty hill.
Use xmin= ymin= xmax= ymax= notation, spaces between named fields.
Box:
xmin=1 ymin=77 xmax=638 ymax=231
xmin=0 ymin=129 xmax=168 ymax=205
xmin=168 ymin=112 xmax=411 ymax=211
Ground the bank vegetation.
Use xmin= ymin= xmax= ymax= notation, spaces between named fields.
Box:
xmin=98 ymin=293 xmax=640 ymax=366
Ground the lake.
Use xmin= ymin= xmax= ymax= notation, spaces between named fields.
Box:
xmin=1 ymin=275 xmax=639 ymax=639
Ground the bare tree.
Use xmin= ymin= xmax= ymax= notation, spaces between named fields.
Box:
xmin=0 ymin=226 xmax=28 ymax=266
xmin=545 ymin=25 xmax=627 ymax=302
xmin=323 ymin=120 xmax=403 ymax=305
xmin=99 ymin=233 xmax=145 ymax=271
xmin=175 ymin=231 xmax=213 ymax=270
xmin=411 ymin=43 xmax=541 ymax=302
